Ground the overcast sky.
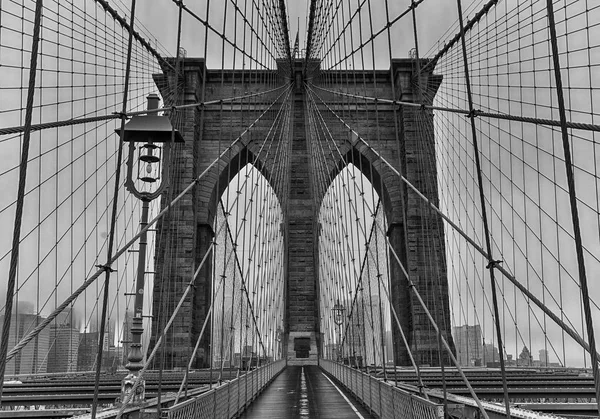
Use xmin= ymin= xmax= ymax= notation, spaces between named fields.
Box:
xmin=135 ymin=0 xmax=460 ymax=68
xmin=2 ymin=0 xmax=599 ymax=369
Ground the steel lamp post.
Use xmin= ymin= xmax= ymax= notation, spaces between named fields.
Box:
xmin=117 ymin=94 xmax=183 ymax=406
xmin=332 ymin=300 xmax=345 ymax=361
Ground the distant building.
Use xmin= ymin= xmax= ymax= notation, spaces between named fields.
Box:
xmin=103 ymin=320 xmax=115 ymax=351
xmin=121 ymin=310 xmax=133 ymax=365
xmin=483 ymin=343 xmax=499 ymax=364
xmin=105 ymin=346 xmax=124 ymax=372
xmin=518 ymin=346 xmax=533 ymax=366
xmin=15 ymin=301 xmax=34 ymax=315
xmin=77 ymin=328 xmax=125 ymax=372
xmin=453 ymin=325 xmax=482 ymax=366
xmin=212 ymin=303 xmax=234 ymax=365
xmin=77 ymin=331 xmax=100 ymax=371
xmin=47 ymin=323 xmax=79 ymax=373
xmin=325 ymin=343 xmax=339 ymax=360
xmin=505 ymin=353 xmax=516 ymax=366
xmin=538 ymin=349 xmax=549 ymax=366
xmin=347 ymin=295 xmax=385 ymax=366
xmin=0 ymin=311 xmax=50 ymax=375
xmin=384 ymin=330 xmax=393 ymax=364
xmin=482 ymin=343 xmax=498 ymax=366
xmin=47 ymin=309 xmax=79 ymax=373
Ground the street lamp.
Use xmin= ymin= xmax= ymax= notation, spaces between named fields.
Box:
xmin=275 ymin=326 xmax=283 ymax=359
xmin=117 ymin=94 xmax=183 ymax=405
xmin=122 ymin=93 xmax=183 ymax=200
xmin=332 ymin=300 xmax=345 ymax=361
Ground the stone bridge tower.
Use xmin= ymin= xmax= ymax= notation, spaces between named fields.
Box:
xmin=149 ymin=57 xmax=455 ymax=368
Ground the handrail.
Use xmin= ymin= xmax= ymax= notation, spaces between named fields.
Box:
xmin=164 ymin=359 xmax=286 ymax=419
xmin=320 ymin=359 xmax=444 ymax=419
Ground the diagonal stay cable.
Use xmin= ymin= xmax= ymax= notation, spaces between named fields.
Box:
xmin=116 ymin=239 xmax=217 ymax=418
xmin=92 ymin=0 xmax=138 ymax=415
xmin=324 ymin=0 xmax=425 ymax=69
xmin=306 ymin=82 xmax=600 ymax=363
xmin=93 ymin=0 xmax=174 ymax=71
xmin=212 ymin=90 xmax=293 ymax=369
xmin=3 ymin=85 xmax=292 ymax=365
xmin=305 ymin=87 xmax=428 ymax=390
xmin=310 ymin=84 xmax=600 ymax=133
xmin=0 ymin=0 xmax=44 ymax=402
xmin=0 ymin=84 xmax=289 ymax=137
xmin=177 ymin=81 xmax=291 ymax=402
xmin=172 ymin=0 xmax=274 ymax=70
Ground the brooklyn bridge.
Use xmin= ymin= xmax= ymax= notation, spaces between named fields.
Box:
xmin=0 ymin=0 xmax=599 ymax=418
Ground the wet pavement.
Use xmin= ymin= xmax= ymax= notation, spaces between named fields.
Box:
xmin=240 ymin=365 xmax=375 ymax=418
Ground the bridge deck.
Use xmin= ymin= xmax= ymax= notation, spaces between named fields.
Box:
xmin=240 ymin=365 xmax=374 ymax=419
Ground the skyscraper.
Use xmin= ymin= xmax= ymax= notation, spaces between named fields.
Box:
xmin=482 ymin=343 xmax=500 ymax=366
xmin=452 ymin=325 xmax=483 ymax=367
xmin=103 ymin=319 xmax=115 ymax=351
xmin=121 ymin=310 xmax=134 ymax=366
xmin=0 ymin=309 xmax=50 ymax=375
xmin=212 ymin=303 xmax=234 ymax=366
xmin=77 ymin=331 xmax=100 ymax=371
xmin=47 ymin=308 xmax=79 ymax=373
xmin=47 ymin=323 xmax=80 ymax=373
xmin=346 ymin=295 xmax=386 ymax=366
xmin=539 ymin=349 xmax=549 ymax=366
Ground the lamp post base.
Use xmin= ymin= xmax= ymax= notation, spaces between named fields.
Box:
xmin=120 ymin=372 xmax=146 ymax=405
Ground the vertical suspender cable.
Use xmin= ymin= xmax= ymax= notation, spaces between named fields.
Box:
xmin=382 ymin=0 xmax=412 ymax=389
xmin=216 ymin=0 xmax=229 ymax=385
xmin=364 ymin=0 xmax=387 ymax=383
xmin=545 ymin=0 xmax=600 ymax=411
xmin=410 ymin=0 xmax=449 ymax=413
xmin=454 ymin=0 xmax=511 ymax=416
xmin=304 ymin=0 xmax=318 ymax=73
xmin=305 ymin=85 xmax=427 ymax=391
xmin=156 ymin=2 xmax=184 ymax=413
xmin=91 ymin=0 xmax=137 ymax=417
xmin=0 ymin=0 xmax=44 ymax=404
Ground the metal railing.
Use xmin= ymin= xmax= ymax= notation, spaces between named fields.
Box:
xmin=164 ymin=359 xmax=286 ymax=419
xmin=320 ymin=359 xmax=444 ymax=419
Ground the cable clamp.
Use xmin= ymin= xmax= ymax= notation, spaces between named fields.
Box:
xmin=467 ymin=109 xmax=480 ymax=118
xmin=112 ymin=111 xmax=128 ymax=119
xmin=96 ymin=264 xmax=116 ymax=273
xmin=486 ymin=260 xmax=502 ymax=270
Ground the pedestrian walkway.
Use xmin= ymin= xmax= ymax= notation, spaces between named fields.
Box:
xmin=240 ymin=365 xmax=374 ymax=418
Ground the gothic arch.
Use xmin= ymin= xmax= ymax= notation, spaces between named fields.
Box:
xmin=315 ymin=142 xmax=406 ymax=230
xmin=204 ymin=146 xmax=282 ymax=229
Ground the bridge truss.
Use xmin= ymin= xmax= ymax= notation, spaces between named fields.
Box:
xmin=0 ymin=0 xmax=600 ymax=418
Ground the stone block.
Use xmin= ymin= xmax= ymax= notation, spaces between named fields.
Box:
xmin=150 ymin=58 xmax=454 ymax=368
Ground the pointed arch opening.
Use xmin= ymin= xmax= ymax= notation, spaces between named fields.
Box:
xmin=211 ymin=163 xmax=286 ymax=369
xmin=317 ymin=163 xmax=393 ymax=367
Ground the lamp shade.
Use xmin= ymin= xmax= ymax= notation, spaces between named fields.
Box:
xmin=116 ymin=115 xmax=184 ymax=143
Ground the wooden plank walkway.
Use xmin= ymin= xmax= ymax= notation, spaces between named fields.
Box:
xmin=240 ymin=365 xmax=374 ymax=418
